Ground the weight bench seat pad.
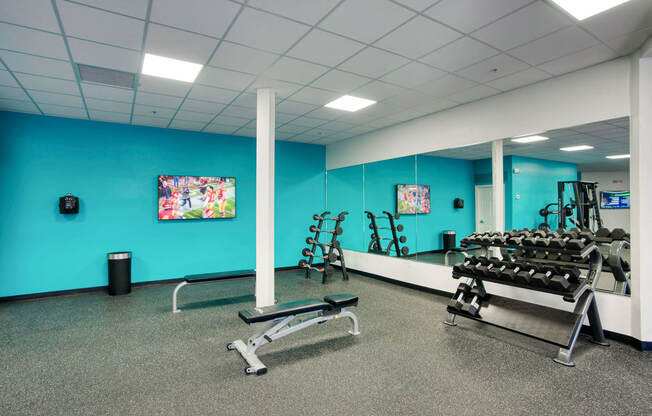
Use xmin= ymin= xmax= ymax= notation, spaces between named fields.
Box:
xmin=239 ymin=298 xmax=330 ymax=324
xmin=324 ymin=294 xmax=358 ymax=308
xmin=184 ymin=269 xmax=255 ymax=283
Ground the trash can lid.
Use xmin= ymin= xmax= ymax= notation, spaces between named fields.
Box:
xmin=108 ymin=252 xmax=131 ymax=260
xmin=444 ymin=230 xmax=456 ymax=234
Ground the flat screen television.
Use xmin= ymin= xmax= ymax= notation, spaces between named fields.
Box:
xmin=397 ymin=184 xmax=430 ymax=214
xmin=600 ymin=190 xmax=630 ymax=209
xmin=158 ymin=175 xmax=235 ymax=220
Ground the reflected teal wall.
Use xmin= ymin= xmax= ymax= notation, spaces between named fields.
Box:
xmin=473 ymin=157 xmax=513 ymax=230
xmin=0 ymin=111 xmax=325 ymax=297
xmin=326 ymin=165 xmax=364 ymax=252
xmin=416 ymin=155 xmax=475 ymax=251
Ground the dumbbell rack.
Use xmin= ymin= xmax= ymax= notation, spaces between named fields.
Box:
xmin=366 ymin=211 xmax=409 ymax=257
xmin=445 ymin=231 xmax=609 ymax=367
xmin=301 ymin=211 xmax=348 ymax=283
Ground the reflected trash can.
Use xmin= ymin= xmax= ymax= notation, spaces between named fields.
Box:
xmin=108 ymin=252 xmax=131 ymax=296
xmin=443 ymin=231 xmax=456 ymax=251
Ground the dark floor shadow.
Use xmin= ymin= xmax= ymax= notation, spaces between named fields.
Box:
xmin=174 ymin=294 xmax=255 ymax=312
xmin=255 ymin=335 xmax=359 ymax=367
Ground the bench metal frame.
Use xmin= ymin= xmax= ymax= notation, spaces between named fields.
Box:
xmin=172 ymin=274 xmax=253 ymax=313
xmin=229 ymin=306 xmax=360 ymax=375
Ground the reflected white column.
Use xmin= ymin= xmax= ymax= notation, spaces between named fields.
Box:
xmin=491 ymin=139 xmax=505 ymax=233
xmin=256 ymin=88 xmax=275 ymax=307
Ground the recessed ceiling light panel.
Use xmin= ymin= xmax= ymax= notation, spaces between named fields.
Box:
xmin=550 ymin=0 xmax=632 ymax=20
xmin=141 ymin=53 xmax=202 ymax=83
xmin=511 ymin=135 xmax=549 ymax=143
xmin=325 ymin=95 xmax=376 ymax=112
xmin=606 ymin=154 xmax=630 ymax=159
xmin=560 ymin=145 xmax=594 ymax=151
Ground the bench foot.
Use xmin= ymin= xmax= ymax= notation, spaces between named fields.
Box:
xmin=231 ymin=339 xmax=267 ymax=375
xmin=171 ymin=281 xmax=188 ymax=313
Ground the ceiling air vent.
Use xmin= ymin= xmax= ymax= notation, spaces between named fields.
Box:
xmin=78 ymin=64 xmax=135 ymax=89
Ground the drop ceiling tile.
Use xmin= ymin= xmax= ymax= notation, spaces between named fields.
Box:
xmin=380 ymin=61 xmax=446 ymax=88
xmin=350 ymin=80 xmax=405 ymax=102
xmin=151 ymin=0 xmax=240 ymax=38
xmin=133 ymin=103 xmax=177 ymax=118
xmin=145 ymin=23 xmax=218 ymax=64
xmin=226 ymin=7 xmax=310 ymax=54
xmin=338 ymin=47 xmax=410 ymax=79
xmin=393 ymin=0 xmax=439 ymax=11
xmin=319 ymin=120 xmax=355 ymax=132
xmin=187 ymin=84 xmax=240 ymax=103
xmin=29 ymin=90 xmax=83 ymax=107
xmin=209 ymin=42 xmax=278 ymax=75
xmin=212 ymin=114 xmax=251 ymax=127
xmin=310 ymin=70 xmax=370 ymax=93
xmin=288 ymin=116 xmax=328 ymax=128
xmin=196 ymin=66 xmax=255 ymax=90
xmin=231 ymin=93 xmax=257 ymax=107
xmin=278 ymin=123 xmax=310 ymax=134
xmin=248 ymin=78 xmax=303 ymax=98
xmin=275 ymin=112 xmax=296 ymax=124
xmin=579 ymin=0 xmax=652 ymax=42
xmin=2 ymin=0 xmax=61 ymax=32
xmin=180 ymin=99 xmax=225 ymax=114
xmin=486 ymin=67 xmax=550 ymax=91
xmin=137 ymin=74 xmax=192 ymax=97
xmin=425 ymin=0 xmax=532 ymax=33
xmin=56 ymin=0 xmax=144 ymax=49
xmin=0 ymin=85 xmax=29 ymax=101
xmin=72 ymin=0 xmax=150 ymax=18
xmin=447 ymin=84 xmax=500 ymax=104
xmin=0 ymin=50 xmax=75 ymax=80
xmin=232 ymin=126 xmax=256 ymax=137
xmin=0 ymin=71 xmax=19 ymax=88
xmin=455 ymin=54 xmax=529 ymax=83
xmin=419 ymin=36 xmax=500 ymax=72
xmin=287 ymin=29 xmax=365 ymax=67
xmin=275 ymin=130 xmax=298 ymax=140
xmin=81 ymin=83 xmax=133 ymax=103
xmin=174 ymin=109 xmax=215 ymax=122
xmin=414 ymin=98 xmax=458 ymax=114
xmin=416 ymin=73 xmax=477 ymax=97
xmin=603 ymin=26 xmax=652 ymax=55
xmin=276 ymin=99 xmax=318 ymax=115
xmin=205 ymin=123 xmax=237 ymax=135
xmin=15 ymin=73 xmax=79 ymax=95
xmin=220 ymin=104 xmax=256 ymax=119
xmin=375 ymin=16 xmax=462 ymax=59
xmin=135 ymin=91 xmax=184 ymax=108
xmin=536 ymin=44 xmax=617 ymax=76
xmin=319 ymin=0 xmax=414 ymax=44
xmin=0 ymin=97 xmax=40 ymax=113
xmin=169 ymin=119 xmax=206 ymax=131
xmin=380 ymin=90 xmax=433 ymax=109
xmin=68 ymin=38 xmax=140 ymax=73
xmin=133 ymin=114 xmax=171 ymax=127
xmin=0 ymin=23 xmax=68 ymax=60
xmin=248 ymin=0 xmax=341 ymax=25
xmin=471 ymin=2 xmax=571 ymax=50
xmin=40 ymin=104 xmax=87 ymax=118
xmin=305 ymin=106 xmax=344 ymax=120
xmin=509 ymin=26 xmax=600 ymax=66
xmin=89 ymin=109 xmax=131 ymax=123
xmin=263 ymin=57 xmax=328 ymax=84
xmin=85 ymin=97 xmax=133 ymax=112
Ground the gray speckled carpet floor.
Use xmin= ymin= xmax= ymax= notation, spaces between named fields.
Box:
xmin=1 ymin=270 xmax=649 ymax=415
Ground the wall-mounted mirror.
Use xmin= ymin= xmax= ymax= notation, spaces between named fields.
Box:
xmin=326 ymin=164 xmax=365 ymax=252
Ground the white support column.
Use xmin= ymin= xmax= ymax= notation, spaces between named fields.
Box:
xmin=492 ymin=139 xmax=505 ymax=233
xmin=256 ymin=88 xmax=275 ymax=308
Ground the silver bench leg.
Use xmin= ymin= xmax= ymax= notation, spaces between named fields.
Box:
xmin=172 ymin=281 xmax=188 ymax=313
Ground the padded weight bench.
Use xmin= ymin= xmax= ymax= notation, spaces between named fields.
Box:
xmin=228 ymin=294 xmax=360 ymax=375
xmin=172 ymin=269 xmax=255 ymax=313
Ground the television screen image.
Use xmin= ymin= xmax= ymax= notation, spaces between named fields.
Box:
xmin=158 ymin=175 xmax=235 ymax=220
xmin=397 ymin=184 xmax=430 ymax=214
xmin=600 ymin=190 xmax=630 ymax=209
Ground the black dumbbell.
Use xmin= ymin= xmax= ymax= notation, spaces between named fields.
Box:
xmin=302 ymin=247 xmax=338 ymax=262
xmin=306 ymin=237 xmax=340 ymax=249
xmin=298 ymin=260 xmax=335 ymax=275
xmin=530 ymin=266 xmax=561 ymax=288
xmin=500 ymin=264 xmax=521 ymax=281
xmin=388 ymin=246 xmax=409 ymax=255
xmin=369 ymin=223 xmax=404 ymax=232
xmin=453 ymin=257 xmax=476 ymax=274
xmin=310 ymin=225 xmax=343 ymax=235
xmin=514 ymin=264 xmax=539 ymax=285
xmin=548 ymin=267 xmax=581 ymax=291
xmin=595 ymin=227 xmax=611 ymax=238
xmin=448 ymin=283 xmax=472 ymax=310
xmin=610 ymin=228 xmax=628 ymax=240
xmin=461 ymin=286 xmax=487 ymax=316
xmin=486 ymin=260 xmax=509 ymax=280
xmin=546 ymin=251 xmax=561 ymax=261
xmin=566 ymin=231 xmax=594 ymax=250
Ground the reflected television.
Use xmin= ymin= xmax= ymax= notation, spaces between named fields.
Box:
xmin=600 ymin=190 xmax=629 ymax=209
xmin=397 ymin=184 xmax=430 ymax=214
xmin=158 ymin=175 xmax=235 ymax=220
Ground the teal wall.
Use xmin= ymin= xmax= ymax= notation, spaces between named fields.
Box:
xmin=326 ymin=165 xmax=364 ymax=252
xmin=416 ymin=155 xmax=475 ymax=252
xmin=510 ymin=156 xmax=578 ymax=230
xmin=473 ymin=157 xmax=514 ymax=230
xmin=0 ymin=111 xmax=325 ymax=297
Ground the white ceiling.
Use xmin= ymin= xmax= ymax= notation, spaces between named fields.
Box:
xmin=0 ymin=0 xmax=650 ymax=145
xmin=426 ymin=117 xmax=630 ymax=172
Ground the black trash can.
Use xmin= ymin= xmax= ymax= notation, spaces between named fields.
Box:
xmin=108 ymin=252 xmax=131 ymax=296
xmin=443 ymin=231 xmax=456 ymax=251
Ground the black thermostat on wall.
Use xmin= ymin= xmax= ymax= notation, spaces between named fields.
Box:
xmin=454 ymin=198 xmax=464 ymax=209
xmin=59 ymin=194 xmax=79 ymax=214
